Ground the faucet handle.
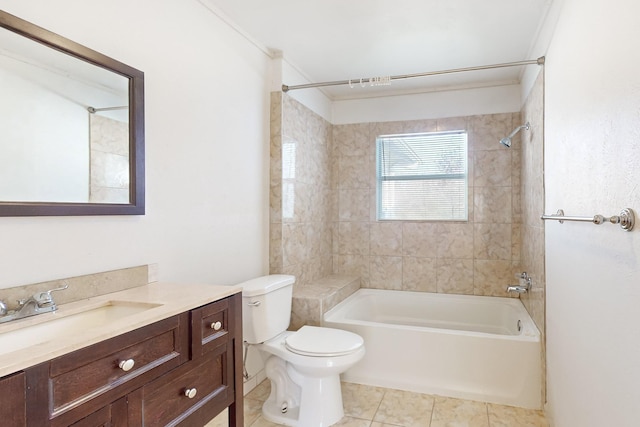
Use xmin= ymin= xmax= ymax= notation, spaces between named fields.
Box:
xmin=36 ymin=282 xmax=69 ymax=305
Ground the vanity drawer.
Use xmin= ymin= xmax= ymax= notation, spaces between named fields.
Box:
xmin=142 ymin=341 xmax=233 ymax=426
xmin=48 ymin=313 xmax=189 ymax=422
xmin=192 ymin=299 xmax=230 ymax=357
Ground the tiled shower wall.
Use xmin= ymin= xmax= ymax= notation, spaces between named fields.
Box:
xmin=271 ymin=90 xmax=544 ymax=302
xmin=89 ymin=114 xmax=129 ymax=203
xmin=520 ymin=72 xmax=545 ymax=335
xmin=332 ymin=114 xmax=524 ymax=296
xmin=269 ymin=93 xmax=334 ymax=286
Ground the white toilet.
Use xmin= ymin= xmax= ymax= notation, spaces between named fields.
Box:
xmin=241 ymin=274 xmax=365 ymax=427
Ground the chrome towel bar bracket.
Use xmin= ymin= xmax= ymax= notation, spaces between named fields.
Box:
xmin=541 ymin=208 xmax=635 ymax=232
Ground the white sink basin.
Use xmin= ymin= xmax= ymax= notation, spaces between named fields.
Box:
xmin=0 ymin=301 xmax=161 ymax=356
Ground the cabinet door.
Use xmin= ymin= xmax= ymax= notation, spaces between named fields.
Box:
xmin=0 ymin=371 xmax=26 ymax=427
xmin=191 ymin=298 xmax=230 ymax=358
xmin=68 ymin=396 xmax=129 ymax=427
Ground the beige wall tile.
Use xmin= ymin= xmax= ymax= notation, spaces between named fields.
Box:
xmin=334 ymin=254 xmax=370 ymax=286
xmin=437 ymin=258 xmax=474 ymax=294
xmin=402 ymin=257 xmax=437 ymax=292
xmin=274 ymin=95 xmax=544 ymax=302
xmin=403 ymin=118 xmax=438 ymax=134
xmin=338 ymin=222 xmax=370 ymax=255
xmin=402 ymin=222 xmax=438 ymax=257
xmin=282 ymin=223 xmax=308 ymax=266
xmin=339 ymin=189 xmax=370 ymax=222
xmin=474 ymin=186 xmax=512 ymax=223
xmin=370 ymin=222 xmax=403 ymax=256
xmin=437 ymin=116 xmax=469 ymax=133
xmin=473 ymin=223 xmax=512 ymax=260
xmin=339 ymin=155 xmax=370 ymax=189
xmin=474 ymin=260 xmax=513 ymax=296
xmin=437 ymin=223 xmax=474 ymax=259
xmin=291 ymin=296 xmax=321 ymax=330
xmin=369 ymin=256 xmax=402 ymax=290
xmin=474 ymin=149 xmax=512 ymax=187
xmin=469 ymin=113 xmax=514 ymax=151
xmin=334 ymin=123 xmax=371 ymax=157
xmin=371 ymin=121 xmax=405 ymax=137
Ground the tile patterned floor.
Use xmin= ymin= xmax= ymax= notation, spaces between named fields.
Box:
xmin=206 ymin=380 xmax=548 ymax=427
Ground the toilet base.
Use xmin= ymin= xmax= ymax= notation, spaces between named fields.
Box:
xmin=262 ymin=356 xmax=345 ymax=427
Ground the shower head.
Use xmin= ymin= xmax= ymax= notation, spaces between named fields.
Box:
xmin=499 ymin=122 xmax=530 ymax=148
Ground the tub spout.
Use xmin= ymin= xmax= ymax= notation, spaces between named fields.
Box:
xmin=506 ymin=272 xmax=532 ymax=295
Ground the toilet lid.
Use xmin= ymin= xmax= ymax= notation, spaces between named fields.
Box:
xmin=285 ymin=326 xmax=364 ymax=357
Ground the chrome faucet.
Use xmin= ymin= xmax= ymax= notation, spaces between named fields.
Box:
xmin=506 ymin=272 xmax=532 ymax=295
xmin=0 ymin=283 xmax=68 ymax=324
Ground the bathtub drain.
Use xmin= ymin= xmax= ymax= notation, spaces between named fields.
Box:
xmin=281 ymin=402 xmax=288 ymax=413
xmin=517 ymin=320 xmax=522 ymax=332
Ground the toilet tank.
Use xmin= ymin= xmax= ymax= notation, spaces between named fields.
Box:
xmin=240 ymin=275 xmax=294 ymax=344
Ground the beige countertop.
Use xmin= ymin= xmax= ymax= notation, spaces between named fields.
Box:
xmin=0 ymin=281 xmax=241 ymax=377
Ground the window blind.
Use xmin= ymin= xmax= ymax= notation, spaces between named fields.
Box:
xmin=376 ymin=131 xmax=468 ymax=221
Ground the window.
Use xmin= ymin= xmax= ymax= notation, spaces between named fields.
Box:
xmin=376 ymin=131 xmax=468 ymax=221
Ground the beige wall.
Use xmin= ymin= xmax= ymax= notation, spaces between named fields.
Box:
xmin=544 ymin=1 xmax=640 ymax=425
xmin=0 ymin=1 xmax=271 ymax=288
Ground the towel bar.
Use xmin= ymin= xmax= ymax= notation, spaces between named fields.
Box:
xmin=540 ymin=208 xmax=635 ymax=232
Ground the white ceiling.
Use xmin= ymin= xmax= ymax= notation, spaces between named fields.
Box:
xmin=204 ymin=0 xmax=553 ymax=99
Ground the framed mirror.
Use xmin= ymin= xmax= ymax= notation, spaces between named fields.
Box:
xmin=0 ymin=10 xmax=144 ymax=216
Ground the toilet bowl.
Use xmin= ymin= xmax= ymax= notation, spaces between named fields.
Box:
xmin=240 ymin=275 xmax=365 ymax=427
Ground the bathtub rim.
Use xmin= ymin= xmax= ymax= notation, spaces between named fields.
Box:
xmin=323 ymin=288 xmax=540 ymax=343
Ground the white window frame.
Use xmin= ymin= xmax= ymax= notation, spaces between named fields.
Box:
xmin=376 ymin=130 xmax=468 ymax=221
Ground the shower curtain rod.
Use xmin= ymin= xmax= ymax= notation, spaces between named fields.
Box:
xmin=282 ymin=56 xmax=545 ymax=93
xmin=87 ymin=106 xmax=128 ymax=113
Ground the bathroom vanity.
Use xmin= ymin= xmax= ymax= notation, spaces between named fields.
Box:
xmin=0 ymin=282 xmax=243 ymax=426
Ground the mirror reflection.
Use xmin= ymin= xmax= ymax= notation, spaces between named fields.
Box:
xmin=0 ymin=24 xmax=130 ymax=204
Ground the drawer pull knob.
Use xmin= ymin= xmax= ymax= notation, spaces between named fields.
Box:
xmin=118 ymin=359 xmax=135 ymax=372
xmin=211 ymin=321 xmax=222 ymax=331
xmin=184 ymin=388 xmax=197 ymax=399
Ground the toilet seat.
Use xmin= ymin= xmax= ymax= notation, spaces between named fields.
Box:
xmin=285 ymin=325 xmax=364 ymax=357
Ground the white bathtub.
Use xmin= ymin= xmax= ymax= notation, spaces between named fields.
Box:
xmin=323 ymin=289 xmax=542 ymax=409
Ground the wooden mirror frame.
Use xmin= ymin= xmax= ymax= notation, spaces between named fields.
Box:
xmin=0 ymin=10 xmax=145 ymax=216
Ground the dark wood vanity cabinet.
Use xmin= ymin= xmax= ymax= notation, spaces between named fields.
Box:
xmin=5 ymin=292 xmax=243 ymax=427
xmin=0 ymin=371 xmax=27 ymax=426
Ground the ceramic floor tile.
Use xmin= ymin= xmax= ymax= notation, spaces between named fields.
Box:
xmin=333 ymin=416 xmax=374 ymax=426
xmin=209 ymin=380 xmax=549 ymax=427
xmin=430 ymin=396 xmax=489 ymax=427
xmin=203 ymin=408 xmax=227 ymax=427
xmin=248 ymin=415 xmax=284 ymax=426
xmin=373 ymin=389 xmax=435 ymax=427
xmin=487 ymin=404 xmax=548 ymax=427
xmin=246 ymin=379 xmax=271 ymax=402
xmin=244 ymin=398 xmax=265 ymax=426
xmin=342 ymin=381 xmax=386 ymax=420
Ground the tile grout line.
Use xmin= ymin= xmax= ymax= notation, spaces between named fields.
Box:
xmin=369 ymin=386 xmax=388 ymax=426
xmin=486 ymin=402 xmax=492 ymax=427
xmin=427 ymin=395 xmax=436 ymax=427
